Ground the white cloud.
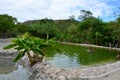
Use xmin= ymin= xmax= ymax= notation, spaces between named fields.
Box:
xmin=0 ymin=0 xmax=115 ymax=22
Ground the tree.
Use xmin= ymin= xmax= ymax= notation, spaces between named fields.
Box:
xmin=29 ymin=18 xmax=59 ymax=39
xmin=66 ymin=24 xmax=79 ymax=42
xmin=0 ymin=14 xmax=17 ymax=38
xmin=116 ymin=17 xmax=120 ymax=26
xmin=69 ymin=15 xmax=75 ymax=21
xmin=77 ymin=17 xmax=109 ymax=45
xmin=107 ymin=17 xmax=120 ymax=47
xmin=111 ymin=17 xmax=120 ymax=47
xmin=3 ymin=33 xmax=56 ymax=66
xmin=78 ymin=10 xmax=93 ymax=21
xmin=15 ymin=23 xmax=29 ymax=35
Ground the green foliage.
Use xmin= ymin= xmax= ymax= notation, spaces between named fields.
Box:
xmin=0 ymin=14 xmax=17 ymax=38
xmin=15 ymin=23 xmax=29 ymax=35
xmin=77 ymin=17 xmax=110 ymax=45
xmin=3 ymin=43 xmax=17 ymax=49
xmin=28 ymin=18 xmax=59 ymax=39
xmin=78 ymin=10 xmax=93 ymax=21
xmin=1 ymin=12 xmax=120 ymax=47
xmin=13 ymin=50 xmax=26 ymax=62
xmin=3 ymin=33 xmax=56 ymax=65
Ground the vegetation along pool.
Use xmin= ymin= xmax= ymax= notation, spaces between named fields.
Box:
xmin=45 ymin=43 xmax=120 ymax=68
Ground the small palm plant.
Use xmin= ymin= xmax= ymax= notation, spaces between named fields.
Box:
xmin=3 ymin=33 xmax=55 ymax=66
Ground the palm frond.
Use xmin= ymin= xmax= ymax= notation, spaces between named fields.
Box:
xmin=14 ymin=46 xmax=24 ymax=51
xmin=3 ymin=43 xmax=17 ymax=50
xmin=33 ymin=48 xmax=44 ymax=56
xmin=13 ymin=50 xmax=26 ymax=62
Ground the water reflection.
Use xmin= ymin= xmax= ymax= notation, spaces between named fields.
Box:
xmin=48 ymin=52 xmax=83 ymax=68
xmin=0 ymin=58 xmax=17 ymax=74
xmin=45 ymin=43 xmax=120 ymax=68
xmin=0 ymin=57 xmax=28 ymax=80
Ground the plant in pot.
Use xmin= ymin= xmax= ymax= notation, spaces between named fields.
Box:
xmin=3 ymin=33 xmax=56 ymax=66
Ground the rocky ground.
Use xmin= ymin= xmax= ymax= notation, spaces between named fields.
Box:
xmin=23 ymin=56 xmax=120 ymax=80
xmin=0 ymin=38 xmax=16 ymax=53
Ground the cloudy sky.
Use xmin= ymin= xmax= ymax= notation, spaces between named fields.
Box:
xmin=0 ymin=0 xmax=119 ymax=22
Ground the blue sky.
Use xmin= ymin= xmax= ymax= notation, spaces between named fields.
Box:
xmin=0 ymin=0 xmax=119 ymax=22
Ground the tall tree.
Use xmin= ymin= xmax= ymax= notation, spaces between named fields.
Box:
xmin=15 ymin=23 xmax=29 ymax=35
xmin=78 ymin=17 xmax=109 ymax=45
xmin=78 ymin=10 xmax=93 ymax=21
xmin=0 ymin=14 xmax=17 ymax=38
xmin=29 ymin=18 xmax=59 ymax=39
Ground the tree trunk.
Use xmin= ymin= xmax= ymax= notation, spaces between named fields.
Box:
xmin=27 ymin=52 xmax=33 ymax=66
xmin=27 ymin=52 xmax=43 ymax=66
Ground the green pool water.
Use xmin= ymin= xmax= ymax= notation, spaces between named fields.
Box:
xmin=45 ymin=43 xmax=120 ymax=68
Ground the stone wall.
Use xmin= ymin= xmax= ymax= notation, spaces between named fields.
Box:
xmin=23 ymin=55 xmax=120 ymax=80
xmin=0 ymin=38 xmax=13 ymax=43
xmin=0 ymin=39 xmax=16 ymax=53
